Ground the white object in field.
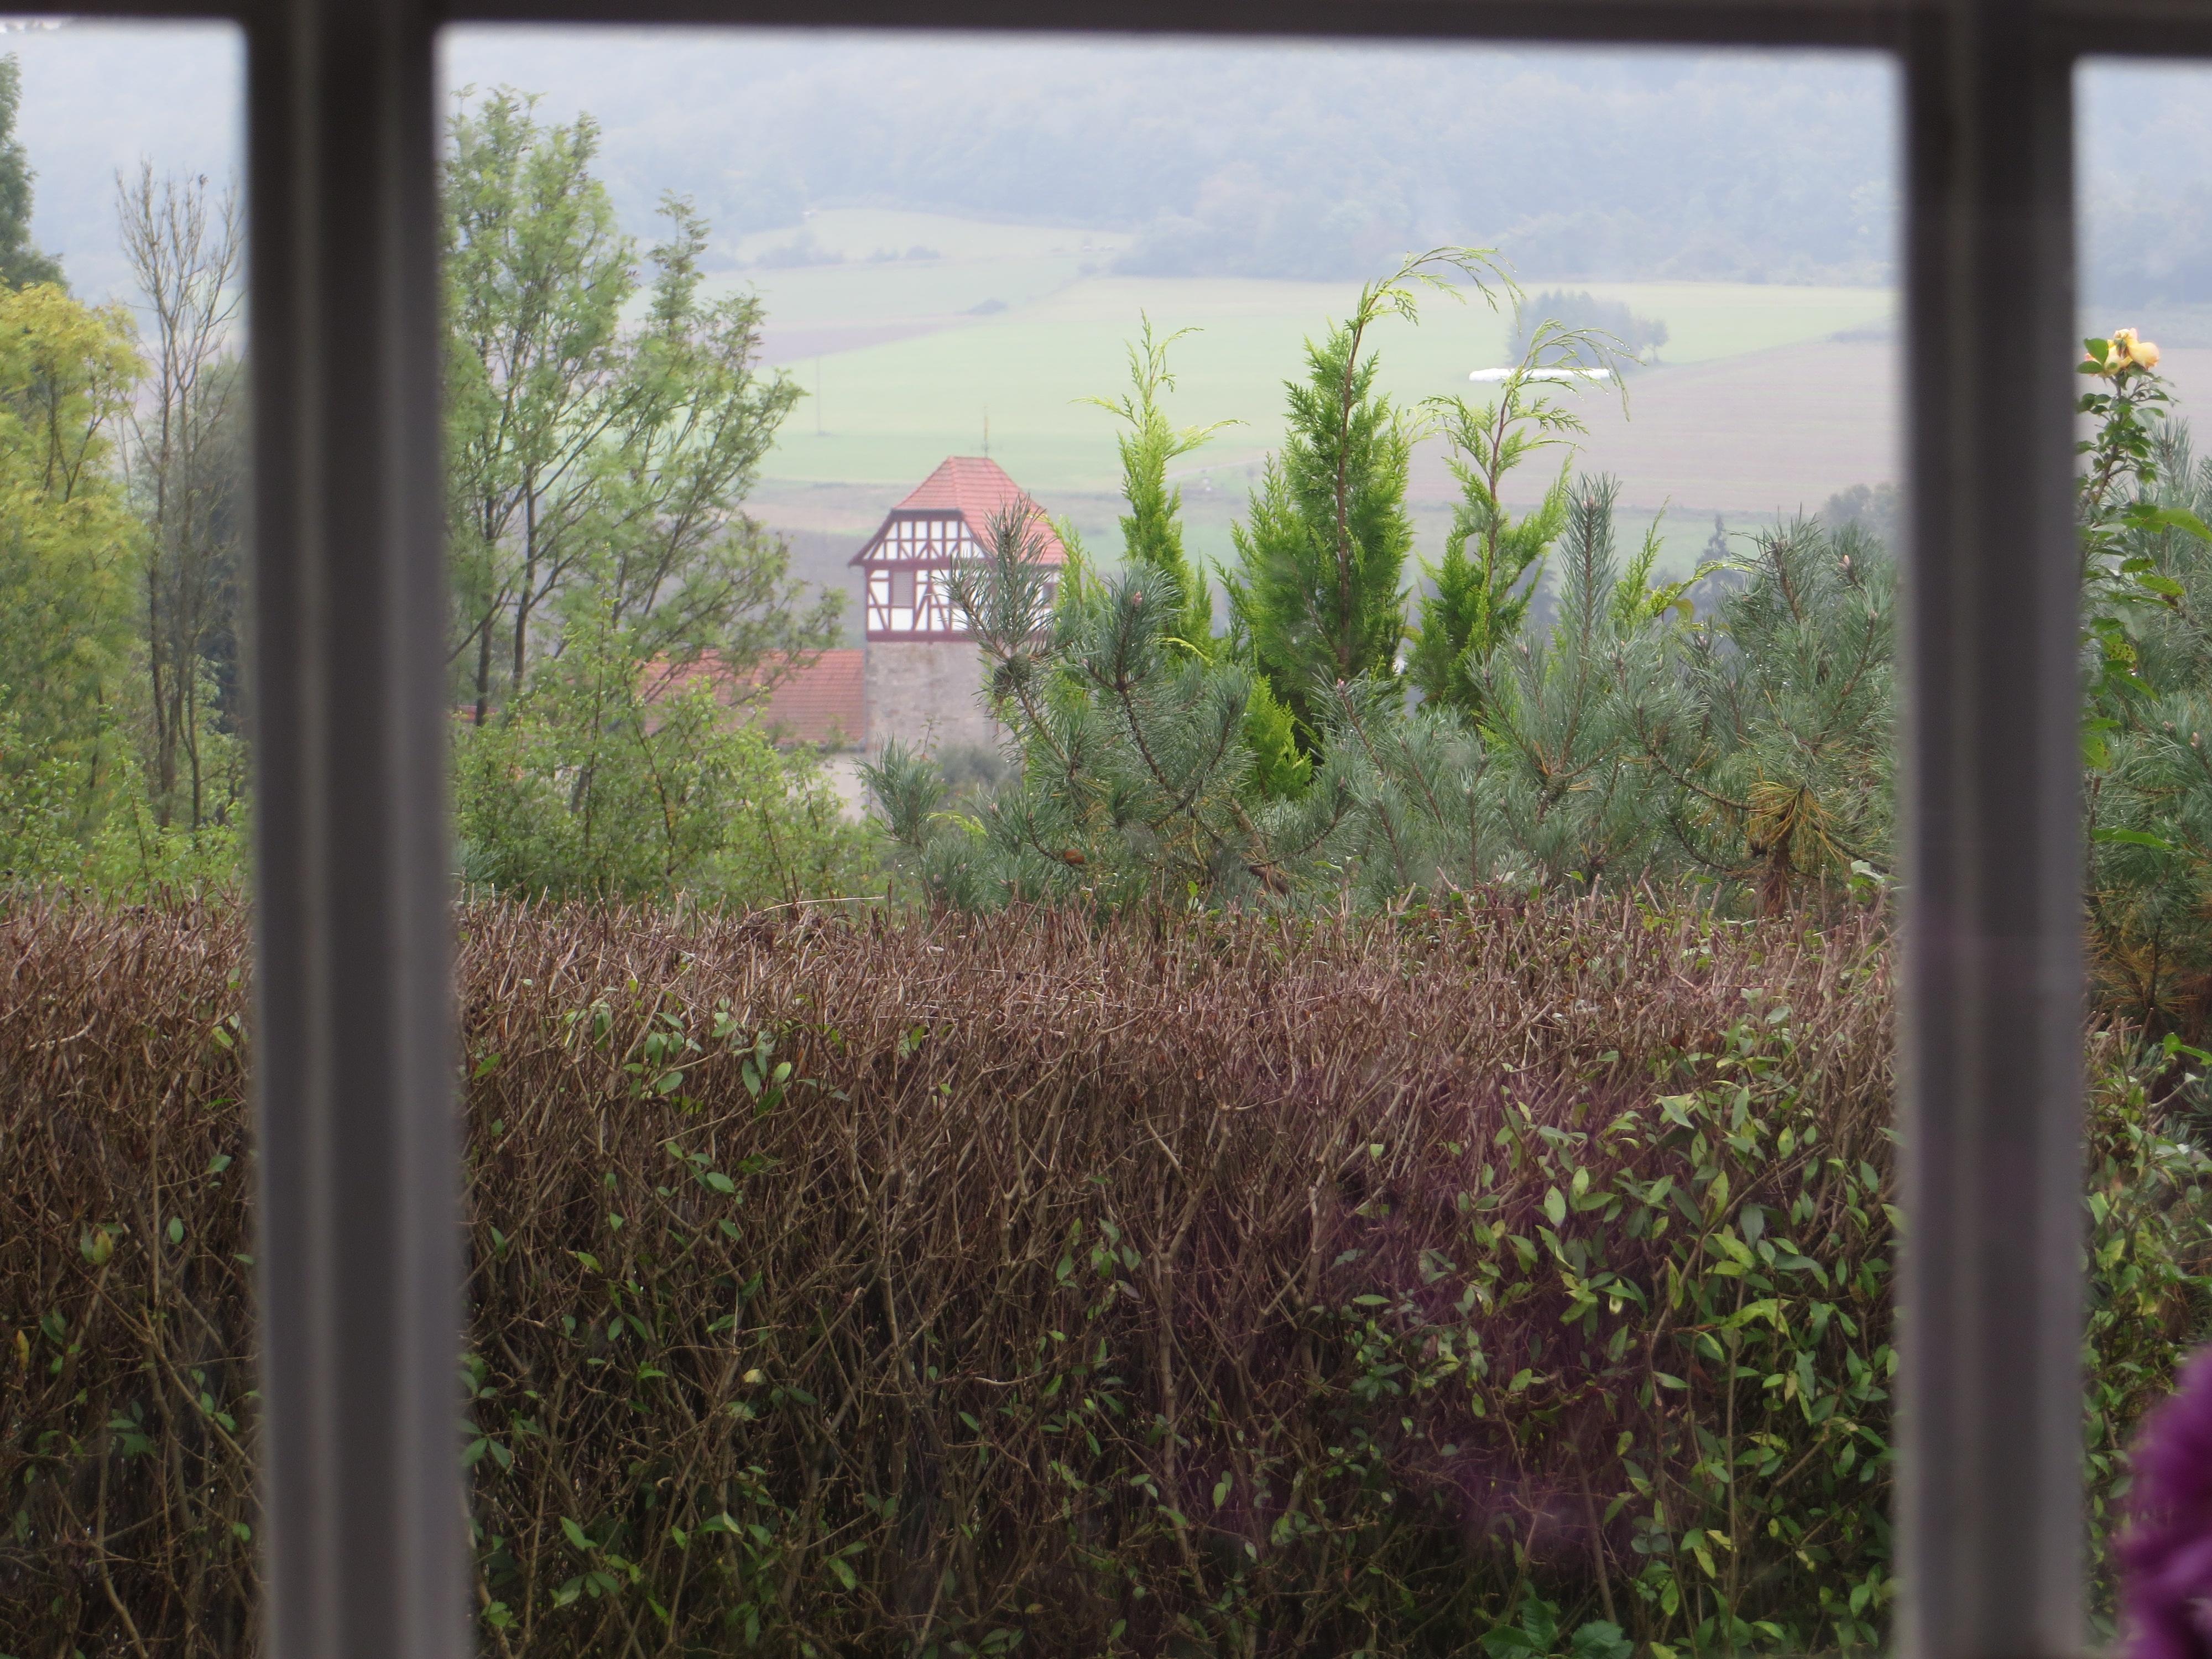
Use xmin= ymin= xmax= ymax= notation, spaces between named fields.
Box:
xmin=1468 ymin=367 xmax=1614 ymax=383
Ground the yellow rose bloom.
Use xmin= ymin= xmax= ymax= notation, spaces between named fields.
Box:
xmin=2090 ymin=328 xmax=2162 ymax=375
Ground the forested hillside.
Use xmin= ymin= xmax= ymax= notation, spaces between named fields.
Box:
xmin=6 ymin=26 xmax=2208 ymax=307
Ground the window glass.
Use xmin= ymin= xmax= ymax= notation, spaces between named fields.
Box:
xmin=423 ymin=27 xmax=1938 ymax=1658
xmin=2072 ymin=65 xmax=2212 ymax=1642
xmin=0 ymin=18 xmax=255 ymax=1652
xmin=11 ymin=22 xmax=2206 ymax=1659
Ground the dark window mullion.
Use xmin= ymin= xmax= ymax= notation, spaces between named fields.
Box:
xmin=1897 ymin=9 xmax=2088 ymax=1656
xmin=247 ymin=2 xmax=466 ymax=1656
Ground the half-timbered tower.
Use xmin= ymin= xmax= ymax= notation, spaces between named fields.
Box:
xmin=851 ymin=456 xmax=1065 ymax=640
xmin=851 ymin=456 xmax=1065 ymax=751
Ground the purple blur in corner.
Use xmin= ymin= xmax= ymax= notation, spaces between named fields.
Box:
xmin=2122 ymin=1347 xmax=2212 ymax=1659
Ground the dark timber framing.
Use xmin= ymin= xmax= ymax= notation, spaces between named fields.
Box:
xmin=21 ymin=0 xmax=2209 ymax=1654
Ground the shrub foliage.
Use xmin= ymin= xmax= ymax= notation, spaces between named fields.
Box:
xmin=3 ymin=900 xmax=2208 ymax=1656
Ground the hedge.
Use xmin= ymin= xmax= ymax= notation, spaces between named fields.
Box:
xmin=3 ymin=897 xmax=2206 ymax=1657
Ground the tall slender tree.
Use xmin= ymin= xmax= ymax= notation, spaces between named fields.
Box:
xmin=1225 ymin=247 xmax=1504 ymax=745
xmin=0 ymin=56 xmax=60 ymax=291
xmin=442 ymin=91 xmax=835 ymax=724
xmin=119 ymin=165 xmax=246 ymax=831
xmin=442 ymin=88 xmax=632 ymax=723
xmin=1082 ymin=316 xmax=1230 ymax=657
xmin=1079 ymin=319 xmax=1307 ymax=795
xmin=1408 ymin=316 xmax=1617 ymax=722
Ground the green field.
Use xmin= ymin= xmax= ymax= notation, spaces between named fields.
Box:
xmin=726 ymin=210 xmax=1897 ymax=508
xmin=726 ymin=209 xmax=1902 ymax=618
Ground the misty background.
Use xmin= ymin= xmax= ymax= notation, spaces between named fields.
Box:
xmin=4 ymin=25 xmax=2203 ymax=305
xmin=3 ymin=20 xmax=2206 ymax=624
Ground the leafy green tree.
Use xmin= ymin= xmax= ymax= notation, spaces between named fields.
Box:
xmin=444 ymin=88 xmax=632 ymax=722
xmin=1226 ymin=248 xmax=1503 ymax=744
xmin=0 ymin=276 xmax=253 ymax=897
xmin=443 ymin=90 xmax=834 ymax=722
xmin=0 ymin=56 xmax=61 ymax=291
xmin=1408 ymin=317 xmax=1616 ymax=721
xmin=0 ymin=283 xmax=142 ymax=840
xmin=455 ymin=614 xmax=873 ymax=903
xmin=0 ymin=701 xmax=77 ymax=882
xmin=443 ymin=89 xmax=850 ymax=904
xmin=556 ymin=199 xmax=836 ymax=674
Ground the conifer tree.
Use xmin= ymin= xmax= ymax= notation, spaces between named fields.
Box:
xmin=1086 ymin=318 xmax=1310 ymax=797
xmin=1408 ymin=317 xmax=1614 ymax=721
xmin=1083 ymin=317 xmax=1227 ymax=658
xmin=1227 ymin=248 xmax=1503 ymax=744
xmin=873 ymin=503 xmax=1286 ymax=911
xmin=1482 ymin=476 xmax=1673 ymax=889
xmin=1632 ymin=515 xmax=1895 ymax=912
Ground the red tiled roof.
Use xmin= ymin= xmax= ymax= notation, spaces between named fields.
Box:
xmin=851 ymin=455 xmax=1066 ymax=567
xmin=647 ymin=649 xmax=866 ymax=749
xmin=756 ymin=649 xmax=864 ymax=747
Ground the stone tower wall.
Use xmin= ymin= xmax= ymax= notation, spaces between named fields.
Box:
xmin=864 ymin=639 xmax=1004 ymax=755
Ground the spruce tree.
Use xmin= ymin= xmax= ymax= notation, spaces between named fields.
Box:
xmin=0 ymin=57 xmax=61 ymax=290
xmin=1227 ymin=249 xmax=1502 ymax=745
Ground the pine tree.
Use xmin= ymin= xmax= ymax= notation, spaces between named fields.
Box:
xmin=1227 ymin=249 xmax=1503 ymax=745
xmin=1483 ymin=476 xmax=1671 ymax=889
xmin=1634 ymin=515 xmax=1895 ymax=912
xmin=876 ymin=502 xmax=1287 ymax=911
xmin=0 ymin=58 xmax=60 ymax=290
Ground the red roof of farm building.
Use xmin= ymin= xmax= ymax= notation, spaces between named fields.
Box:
xmin=755 ymin=649 xmax=864 ymax=747
xmin=851 ymin=456 xmax=1066 ymax=566
xmin=646 ymin=648 xmax=865 ymax=749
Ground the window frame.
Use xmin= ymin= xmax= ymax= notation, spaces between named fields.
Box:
xmin=32 ymin=0 xmax=2212 ymax=1652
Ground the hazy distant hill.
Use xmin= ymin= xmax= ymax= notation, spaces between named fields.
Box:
xmin=437 ymin=33 xmax=1903 ymax=286
xmin=3 ymin=24 xmax=2202 ymax=310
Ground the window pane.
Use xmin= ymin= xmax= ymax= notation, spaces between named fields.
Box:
xmin=0 ymin=19 xmax=255 ymax=1652
xmin=425 ymin=26 xmax=1946 ymax=1659
xmin=2073 ymin=61 xmax=2212 ymax=1645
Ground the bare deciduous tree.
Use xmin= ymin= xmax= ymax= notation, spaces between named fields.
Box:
xmin=119 ymin=163 xmax=244 ymax=831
